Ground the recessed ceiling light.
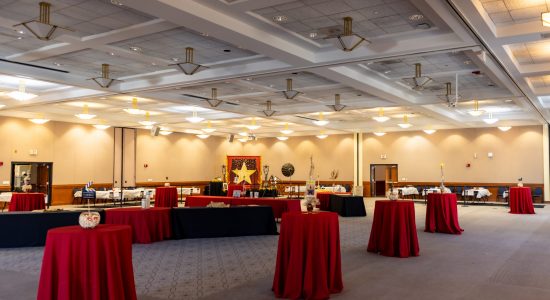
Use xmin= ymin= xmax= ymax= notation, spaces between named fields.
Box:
xmin=245 ymin=77 xmax=252 ymax=81
xmin=273 ymin=15 xmax=288 ymax=22
xmin=109 ymin=52 xmax=115 ymax=56
xmin=384 ymin=70 xmax=391 ymax=74
xmin=200 ymin=32 xmax=209 ymax=36
xmin=171 ymin=57 xmax=180 ymax=62
xmin=408 ymin=14 xmax=424 ymax=21
xmin=129 ymin=46 xmax=142 ymax=52
xmin=110 ymin=0 xmax=123 ymax=5
xmin=16 ymin=36 xmax=23 ymax=40
xmin=53 ymin=62 xmax=63 ymax=66
xmin=309 ymin=32 xmax=317 ymax=38
xmin=504 ymin=99 xmax=513 ymax=103
xmin=17 ymin=30 xmax=24 ymax=34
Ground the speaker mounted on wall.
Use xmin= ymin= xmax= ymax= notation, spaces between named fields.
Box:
xmin=150 ymin=125 xmax=160 ymax=136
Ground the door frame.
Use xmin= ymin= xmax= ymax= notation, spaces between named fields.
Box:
xmin=369 ymin=163 xmax=398 ymax=197
xmin=10 ymin=161 xmax=53 ymax=206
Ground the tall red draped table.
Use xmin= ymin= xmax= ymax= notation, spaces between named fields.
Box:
xmin=105 ymin=207 xmax=172 ymax=244
xmin=9 ymin=192 xmax=45 ymax=211
xmin=37 ymin=224 xmax=136 ymax=300
xmin=226 ymin=184 xmax=244 ymax=197
xmin=185 ymin=196 xmax=301 ymax=218
xmin=425 ymin=193 xmax=463 ymax=234
xmin=273 ymin=212 xmax=343 ymax=300
xmin=367 ymin=200 xmax=419 ymax=258
xmin=509 ymin=187 xmax=535 ymax=214
xmin=155 ymin=186 xmax=178 ymax=207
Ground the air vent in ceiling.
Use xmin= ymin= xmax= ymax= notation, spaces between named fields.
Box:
xmin=379 ymin=59 xmax=403 ymax=65
xmin=0 ymin=58 xmax=69 ymax=73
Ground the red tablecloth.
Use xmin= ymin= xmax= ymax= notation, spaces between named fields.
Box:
xmin=425 ymin=193 xmax=463 ymax=234
xmin=227 ymin=184 xmax=244 ymax=197
xmin=185 ymin=196 xmax=301 ymax=218
xmin=509 ymin=187 xmax=535 ymax=214
xmin=155 ymin=187 xmax=178 ymax=207
xmin=37 ymin=224 xmax=136 ymax=300
xmin=367 ymin=200 xmax=419 ymax=258
xmin=273 ymin=212 xmax=343 ymax=300
xmin=105 ymin=207 xmax=172 ymax=244
xmin=9 ymin=193 xmax=45 ymax=211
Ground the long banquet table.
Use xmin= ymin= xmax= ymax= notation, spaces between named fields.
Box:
xmin=0 ymin=210 xmax=105 ymax=248
xmin=171 ymin=206 xmax=278 ymax=239
xmin=185 ymin=195 xmax=301 ymax=218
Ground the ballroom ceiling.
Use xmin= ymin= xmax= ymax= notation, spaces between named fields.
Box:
xmin=0 ymin=0 xmax=547 ymax=138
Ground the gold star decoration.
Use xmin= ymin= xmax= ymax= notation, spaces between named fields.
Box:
xmin=232 ymin=162 xmax=256 ymax=184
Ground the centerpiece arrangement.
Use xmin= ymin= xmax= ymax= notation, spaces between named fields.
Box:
xmin=517 ymin=177 xmax=523 ymax=187
xmin=305 ymin=156 xmax=319 ymax=212
xmin=439 ymin=162 xmax=448 ymax=193
xmin=387 ymin=181 xmax=398 ymax=200
xmin=79 ymin=181 xmax=100 ymax=229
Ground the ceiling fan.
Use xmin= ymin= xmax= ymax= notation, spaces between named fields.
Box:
xmin=181 ymin=88 xmax=239 ymax=107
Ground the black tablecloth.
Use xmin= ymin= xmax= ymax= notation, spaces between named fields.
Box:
xmin=171 ymin=206 xmax=278 ymax=239
xmin=0 ymin=210 xmax=105 ymax=248
xmin=245 ymin=189 xmax=278 ymax=198
xmin=204 ymin=182 xmax=225 ymax=196
xmin=329 ymin=195 xmax=366 ymax=217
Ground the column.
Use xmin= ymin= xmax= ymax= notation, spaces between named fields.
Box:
xmin=544 ymin=125 xmax=549 ymax=202
xmin=353 ymin=132 xmax=363 ymax=195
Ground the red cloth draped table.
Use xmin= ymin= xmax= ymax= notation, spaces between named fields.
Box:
xmin=509 ymin=187 xmax=535 ymax=214
xmin=9 ymin=192 xmax=45 ymax=211
xmin=185 ymin=196 xmax=301 ymax=219
xmin=105 ymin=207 xmax=172 ymax=244
xmin=227 ymin=184 xmax=244 ymax=197
xmin=273 ymin=212 xmax=343 ymax=300
xmin=425 ymin=193 xmax=463 ymax=234
xmin=37 ymin=224 xmax=136 ymax=300
xmin=155 ymin=186 xmax=178 ymax=207
xmin=367 ymin=200 xmax=419 ymax=258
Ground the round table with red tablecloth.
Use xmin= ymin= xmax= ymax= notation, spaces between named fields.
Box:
xmin=367 ymin=200 xmax=419 ymax=258
xmin=273 ymin=212 xmax=343 ymax=300
xmin=509 ymin=187 xmax=535 ymax=214
xmin=155 ymin=186 xmax=178 ymax=207
xmin=425 ymin=193 xmax=463 ymax=234
xmin=37 ymin=224 xmax=136 ymax=300
xmin=9 ymin=193 xmax=45 ymax=211
xmin=105 ymin=207 xmax=172 ymax=244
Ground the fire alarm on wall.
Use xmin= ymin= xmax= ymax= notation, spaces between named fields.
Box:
xmin=144 ymin=163 xmax=148 ymax=168
xmin=466 ymin=163 xmax=471 ymax=168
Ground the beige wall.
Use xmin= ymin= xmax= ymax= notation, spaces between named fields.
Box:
xmin=136 ymin=131 xmax=355 ymax=182
xmin=0 ymin=116 xmax=114 ymax=185
xmin=363 ymin=125 xmax=544 ymax=183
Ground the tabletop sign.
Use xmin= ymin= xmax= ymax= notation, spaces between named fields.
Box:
xmin=81 ymin=189 xmax=96 ymax=199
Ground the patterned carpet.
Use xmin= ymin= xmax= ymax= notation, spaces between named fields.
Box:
xmin=3 ymin=199 xmax=550 ymax=300
xmin=0 ymin=205 xmax=371 ymax=300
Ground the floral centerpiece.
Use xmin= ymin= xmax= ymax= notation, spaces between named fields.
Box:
xmin=305 ymin=156 xmax=319 ymax=212
xmin=517 ymin=177 xmax=523 ymax=187
xmin=439 ymin=162 xmax=447 ymax=193
xmin=79 ymin=181 xmax=100 ymax=229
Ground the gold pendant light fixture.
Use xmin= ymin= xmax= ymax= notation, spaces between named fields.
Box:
xmin=313 ymin=112 xmax=329 ymax=126
xmin=139 ymin=111 xmax=156 ymax=126
xmin=124 ymin=98 xmax=146 ymax=115
xmin=202 ymin=121 xmax=216 ymax=133
xmin=373 ymin=108 xmax=389 ymax=122
xmin=13 ymin=2 xmax=72 ymax=41
xmin=397 ymin=114 xmax=412 ymax=128
xmin=468 ymin=100 xmax=485 ymax=117
xmin=281 ymin=78 xmax=302 ymax=99
xmin=325 ymin=17 xmax=370 ymax=52
xmin=404 ymin=63 xmax=432 ymax=91
xmin=327 ymin=94 xmax=346 ymax=112
xmin=7 ymin=80 xmax=37 ymax=101
xmin=171 ymin=47 xmax=208 ymax=75
xmin=206 ymin=88 xmax=223 ymax=108
xmin=75 ymin=104 xmax=96 ymax=120
xmin=280 ymin=123 xmax=293 ymax=135
xmin=90 ymin=64 xmax=122 ymax=88
xmin=262 ymin=100 xmax=277 ymax=117
xmin=438 ymin=82 xmax=461 ymax=107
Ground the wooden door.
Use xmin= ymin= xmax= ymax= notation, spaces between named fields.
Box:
xmin=37 ymin=164 xmax=50 ymax=194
